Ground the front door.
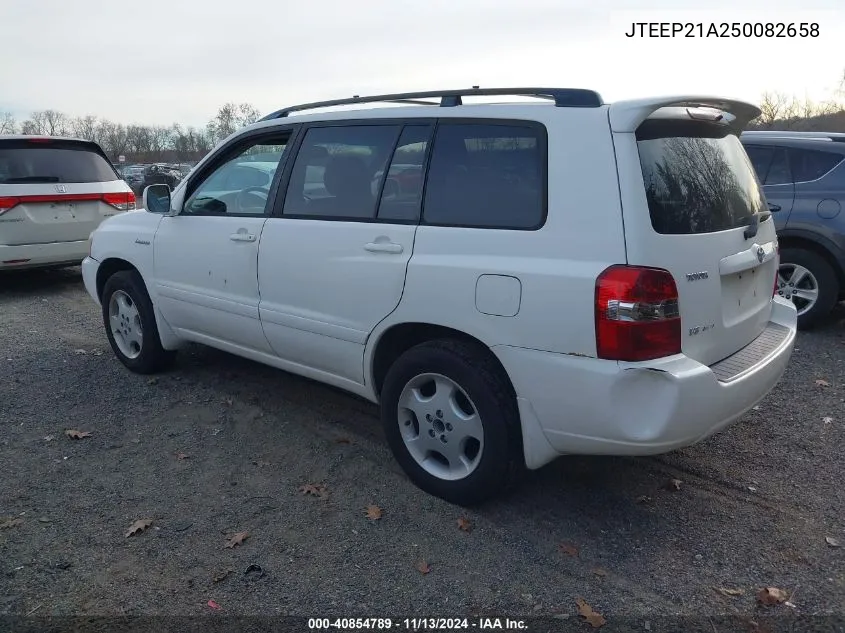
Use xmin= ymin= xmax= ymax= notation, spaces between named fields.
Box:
xmin=153 ymin=130 xmax=293 ymax=353
xmin=257 ymin=122 xmax=432 ymax=383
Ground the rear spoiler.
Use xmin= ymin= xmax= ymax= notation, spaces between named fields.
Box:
xmin=608 ymin=96 xmax=762 ymax=133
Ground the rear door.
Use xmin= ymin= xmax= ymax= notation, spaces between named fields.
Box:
xmin=0 ymin=138 xmax=132 ymax=246
xmin=614 ymin=116 xmax=778 ymax=366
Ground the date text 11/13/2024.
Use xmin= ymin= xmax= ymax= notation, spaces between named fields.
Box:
xmin=308 ymin=618 xmax=528 ymax=630
xmin=624 ymin=21 xmax=819 ymax=38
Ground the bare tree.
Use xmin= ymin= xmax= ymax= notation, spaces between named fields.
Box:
xmin=0 ymin=111 xmax=16 ymax=134
xmin=72 ymin=115 xmax=99 ymax=141
xmin=207 ymin=102 xmax=261 ymax=143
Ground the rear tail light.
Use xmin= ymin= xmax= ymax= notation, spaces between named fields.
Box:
xmin=102 ymin=191 xmax=136 ymax=211
xmin=0 ymin=191 xmax=135 ymax=214
xmin=595 ymin=265 xmax=681 ymax=361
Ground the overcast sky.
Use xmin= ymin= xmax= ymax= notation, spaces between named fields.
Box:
xmin=1 ymin=0 xmax=843 ymax=127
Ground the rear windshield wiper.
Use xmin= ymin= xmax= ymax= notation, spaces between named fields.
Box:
xmin=743 ymin=210 xmax=771 ymax=240
xmin=2 ymin=176 xmax=61 ymax=183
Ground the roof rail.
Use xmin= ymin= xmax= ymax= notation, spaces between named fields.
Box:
xmin=742 ymin=130 xmax=845 ymax=142
xmin=259 ymin=86 xmax=604 ymax=120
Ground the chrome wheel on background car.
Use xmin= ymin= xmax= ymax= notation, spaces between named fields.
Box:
xmin=776 ymin=263 xmax=819 ymax=317
xmin=108 ymin=290 xmax=143 ymax=359
xmin=397 ymin=373 xmax=484 ymax=481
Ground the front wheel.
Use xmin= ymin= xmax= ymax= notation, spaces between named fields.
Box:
xmin=380 ymin=339 xmax=522 ymax=506
xmin=101 ymin=270 xmax=176 ymax=374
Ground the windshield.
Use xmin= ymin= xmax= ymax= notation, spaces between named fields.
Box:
xmin=636 ymin=120 xmax=766 ymax=235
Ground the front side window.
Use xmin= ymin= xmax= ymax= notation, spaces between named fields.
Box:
xmin=422 ymin=123 xmax=545 ymax=229
xmin=637 ymin=120 xmax=766 ymax=235
xmin=183 ymin=136 xmax=288 ymax=216
xmin=283 ymin=125 xmax=401 ymax=219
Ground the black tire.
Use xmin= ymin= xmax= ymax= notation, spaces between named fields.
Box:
xmin=779 ymin=248 xmax=839 ymax=330
xmin=380 ymin=339 xmax=523 ymax=506
xmin=101 ymin=270 xmax=176 ymax=374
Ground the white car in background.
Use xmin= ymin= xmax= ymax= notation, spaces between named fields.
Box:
xmin=0 ymin=136 xmax=135 ymax=270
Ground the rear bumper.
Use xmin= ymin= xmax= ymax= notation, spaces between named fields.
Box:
xmin=494 ymin=298 xmax=797 ymax=466
xmin=0 ymin=240 xmax=88 ymax=270
xmin=81 ymin=256 xmax=101 ymax=305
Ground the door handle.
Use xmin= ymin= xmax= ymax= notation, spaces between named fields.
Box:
xmin=229 ymin=232 xmax=256 ymax=242
xmin=364 ymin=242 xmax=403 ymax=254
xmin=768 ymin=203 xmax=781 ymax=212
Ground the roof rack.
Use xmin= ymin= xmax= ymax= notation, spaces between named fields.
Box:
xmin=259 ymin=86 xmax=604 ymax=120
xmin=741 ymin=130 xmax=845 ymax=143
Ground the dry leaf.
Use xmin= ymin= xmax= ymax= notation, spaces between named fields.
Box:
xmin=224 ymin=531 xmax=249 ymax=549
xmin=364 ymin=505 xmax=383 ymax=520
xmin=416 ymin=560 xmax=431 ymax=574
xmin=822 ymin=417 xmax=833 ymax=424
xmin=43 ymin=435 xmax=54 ymax=442
xmin=756 ymin=587 xmax=788 ymax=605
xmin=558 ymin=542 xmax=579 ymax=557
xmin=826 ymin=537 xmax=841 ymax=548
xmin=74 ymin=349 xmax=87 ymax=355
xmin=457 ymin=517 xmax=472 ymax=532
xmin=299 ymin=483 xmax=328 ymax=499
xmin=592 ymin=568 xmax=608 ymax=577
xmin=714 ymin=587 xmax=745 ymax=597
xmin=213 ymin=570 xmax=232 ymax=583
xmin=815 ymin=379 xmax=830 ymax=387
xmin=207 ymin=600 xmax=222 ymax=611
xmin=667 ymin=478 xmax=682 ymax=491
xmin=575 ymin=597 xmax=606 ymax=628
xmin=334 ymin=438 xmax=352 ymax=445
xmin=174 ymin=452 xmax=190 ymax=460
xmin=65 ymin=429 xmax=92 ymax=440
xmin=125 ymin=518 xmax=154 ymax=538
xmin=0 ymin=517 xmax=23 ymax=530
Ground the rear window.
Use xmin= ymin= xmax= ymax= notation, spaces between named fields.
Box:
xmin=637 ymin=120 xmax=766 ymax=235
xmin=0 ymin=140 xmax=119 ymax=184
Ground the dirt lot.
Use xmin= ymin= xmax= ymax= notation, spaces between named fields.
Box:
xmin=1 ymin=267 xmax=844 ymax=624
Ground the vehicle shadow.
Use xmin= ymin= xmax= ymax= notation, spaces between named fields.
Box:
xmin=0 ymin=266 xmax=84 ymax=298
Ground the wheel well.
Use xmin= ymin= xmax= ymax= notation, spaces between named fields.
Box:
xmin=779 ymin=236 xmax=845 ymax=289
xmin=96 ymin=258 xmax=138 ymax=300
xmin=371 ymin=323 xmax=517 ymax=401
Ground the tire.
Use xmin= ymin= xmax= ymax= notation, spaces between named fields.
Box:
xmin=778 ymin=248 xmax=839 ymax=330
xmin=101 ymin=269 xmax=176 ymax=374
xmin=380 ymin=339 xmax=522 ymax=506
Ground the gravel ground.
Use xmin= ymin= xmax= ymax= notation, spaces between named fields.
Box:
xmin=0 ymin=267 xmax=843 ymax=624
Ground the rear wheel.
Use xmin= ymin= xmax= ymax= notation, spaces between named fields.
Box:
xmin=101 ymin=270 xmax=176 ymax=374
xmin=777 ymin=248 xmax=839 ymax=329
xmin=380 ymin=339 xmax=522 ymax=506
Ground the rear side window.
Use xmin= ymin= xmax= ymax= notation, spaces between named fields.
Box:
xmin=743 ymin=145 xmax=792 ymax=185
xmin=0 ymin=140 xmax=118 ymax=184
xmin=637 ymin=120 xmax=766 ymax=235
xmin=788 ymin=148 xmax=844 ymax=182
xmin=422 ymin=122 xmax=545 ymax=229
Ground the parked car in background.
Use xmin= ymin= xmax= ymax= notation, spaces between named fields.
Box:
xmin=82 ymin=88 xmax=796 ymax=505
xmin=0 ymin=135 xmax=135 ymax=270
xmin=741 ymin=131 xmax=845 ymax=328
xmin=122 ymin=165 xmax=146 ymax=194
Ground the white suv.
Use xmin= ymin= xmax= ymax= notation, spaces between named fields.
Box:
xmin=0 ymin=136 xmax=136 ymax=270
xmin=81 ymin=88 xmax=797 ymax=505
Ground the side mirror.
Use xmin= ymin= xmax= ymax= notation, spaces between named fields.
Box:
xmin=143 ymin=184 xmax=171 ymax=214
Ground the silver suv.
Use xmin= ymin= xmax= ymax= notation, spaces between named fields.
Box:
xmin=741 ymin=131 xmax=845 ymax=328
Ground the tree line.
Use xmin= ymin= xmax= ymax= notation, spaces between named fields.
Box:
xmin=0 ymin=102 xmax=261 ymax=164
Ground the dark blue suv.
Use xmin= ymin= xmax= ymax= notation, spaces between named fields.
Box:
xmin=741 ymin=131 xmax=845 ymax=328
